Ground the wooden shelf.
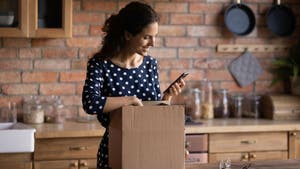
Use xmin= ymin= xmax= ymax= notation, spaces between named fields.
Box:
xmin=217 ymin=44 xmax=290 ymax=53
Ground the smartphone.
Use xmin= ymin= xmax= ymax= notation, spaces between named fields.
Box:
xmin=163 ymin=72 xmax=189 ymax=94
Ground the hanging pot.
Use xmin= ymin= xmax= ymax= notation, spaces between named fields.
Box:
xmin=224 ymin=0 xmax=256 ymax=36
xmin=266 ymin=0 xmax=296 ymax=37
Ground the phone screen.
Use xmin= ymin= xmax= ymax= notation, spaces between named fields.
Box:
xmin=163 ymin=72 xmax=188 ymax=94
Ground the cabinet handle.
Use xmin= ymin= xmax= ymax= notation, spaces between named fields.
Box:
xmin=249 ymin=153 xmax=256 ymax=160
xmin=242 ymin=154 xmax=249 ymax=161
xmin=69 ymin=146 xmax=88 ymax=151
xmin=80 ymin=161 xmax=88 ymax=167
xmin=185 ymin=149 xmax=190 ymax=160
xmin=240 ymin=140 xmax=256 ymax=144
xmin=70 ymin=161 xmax=78 ymax=167
xmin=291 ymin=132 xmax=297 ymax=136
xmin=185 ymin=141 xmax=191 ymax=148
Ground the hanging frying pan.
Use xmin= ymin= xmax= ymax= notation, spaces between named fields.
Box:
xmin=224 ymin=0 xmax=256 ymax=36
xmin=266 ymin=0 xmax=296 ymax=37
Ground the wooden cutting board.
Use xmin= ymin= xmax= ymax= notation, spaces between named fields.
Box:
xmin=185 ymin=159 xmax=300 ymax=169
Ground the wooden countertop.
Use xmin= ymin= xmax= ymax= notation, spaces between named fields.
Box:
xmin=30 ymin=120 xmax=105 ymax=139
xmin=30 ymin=118 xmax=300 ymax=139
xmin=185 ymin=118 xmax=300 ymax=134
xmin=186 ymin=159 xmax=300 ymax=169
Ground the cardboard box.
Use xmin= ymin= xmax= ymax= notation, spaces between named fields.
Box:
xmin=109 ymin=105 xmax=185 ymax=169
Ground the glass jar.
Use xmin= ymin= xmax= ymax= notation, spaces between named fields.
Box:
xmin=230 ymin=94 xmax=244 ymax=118
xmin=244 ymin=94 xmax=261 ymax=119
xmin=52 ymin=98 xmax=65 ymax=123
xmin=23 ymin=96 xmax=44 ymax=124
xmin=214 ymin=89 xmax=229 ymax=118
xmin=186 ymin=88 xmax=202 ymax=122
xmin=200 ymin=79 xmax=214 ymax=119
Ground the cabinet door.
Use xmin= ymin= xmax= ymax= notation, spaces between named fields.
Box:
xmin=34 ymin=160 xmax=78 ymax=169
xmin=289 ymin=131 xmax=300 ymax=158
xmin=0 ymin=0 xmax=29 ymax=37
xmin=0 ymin=153 xmax=32 ymax=169
xmin=28 ymin=0 xmax=72 ymax=38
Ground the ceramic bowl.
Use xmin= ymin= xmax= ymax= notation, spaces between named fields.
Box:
xmin=0 ymin=11 xmax=14 ymax=27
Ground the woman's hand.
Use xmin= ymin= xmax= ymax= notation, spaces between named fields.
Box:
xmin=128 ymin=96 xmax=143 ymax=106
xmin=162 ymin=78 xmax=186 ymax=101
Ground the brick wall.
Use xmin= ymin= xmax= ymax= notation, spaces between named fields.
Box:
xmin=0 ymin=0 xmax=299 ymax=119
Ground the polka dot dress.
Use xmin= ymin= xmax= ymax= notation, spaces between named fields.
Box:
xmin=82 ymin=55 xmax=162 ymax=169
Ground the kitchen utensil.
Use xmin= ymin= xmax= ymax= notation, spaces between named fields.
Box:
xmin=0 ymin=11 xmax=14 ymax=27
xmin=224 ymin=0 xmax=256 ymax=36
xmin=228 ymin=51 xmax=262 ymax=87
xmin=266 ymin=0 xmax=296 ymax=37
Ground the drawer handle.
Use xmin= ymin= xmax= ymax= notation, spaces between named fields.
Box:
xmin=70 ymin=161 xmax=78 ymax=167
xmin=240 ymin=140 xmax=256 ymax=144
xmin=249 ymin=153 xmax=256 ymax=160
xmin=69 ymin=146 xmax=88 ymax=151
xmin=242 ymin=154 xmax=249 ymax=161
xmin=80 ymin=161 xmax=88 ymax=167
xmin=185 ymin=141 xmax=191 ymax=148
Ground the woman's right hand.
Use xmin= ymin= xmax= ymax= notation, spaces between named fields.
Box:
xmin=128 ymin=96 xmax=143 ymax=106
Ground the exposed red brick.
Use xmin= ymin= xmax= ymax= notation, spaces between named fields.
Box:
xmin=200 ymin=38 xmax=231 ymax=47
xmin=148 ymin=48 xmax=177 ymax=59
xmin=158 ymin=25 xmax=186 ymax=36
xmin=42 ymin=48 xmax=78 ymax=59
xmin=60 ymin=71 xmax=86 ymax=82
xmin=73 ymin=12 xmax=105 ymax=24
xmin=72 ymin=60 xmax=88 ymax=70
xmin=0 ymin=48 xmax=17 ymax=59
xmin=40 ymin=83 xmax=76 ymax=95
xmin=207 ymin=70 xmax=233 ymax=81
xmin=187 ymin=26 xmax=222 ymax=37
xmin=1 ymin=84 xmax=38 ymax=95
xmin=170 ymin=14 xmax=202 ymax=25
xmin=90 ymin=25 xmax=104 ymax=36
xmin=66 ymin=37 xmax=101 ymax=48
xmin=34 ymin=60 xmax=70 ymax=70
xmin=83 ymin=0 xmax=116 ymax=11
xmin=190 ymin=3 xmax=223 ymax=14
xmin=22 ymin=72 xmax=58 ymax=83
xmin=73 ymin=24 xmax=90 ymax=36
xmin=3 ymin=38 xmax=31 ymax=47
xmin=32 ymin=39 xmax=66 ymax=47
xmin=79 ymin=48 xmax=99 ymax=59
xmin=60 ymin=95 xmax=82 ymax=106
xmin=76 ymin=82 xmax=85 ymax=95
xmin=178 ymin=48 xmax=210 ymax=58
xmin=204 ymin=14 xmax=223 ymax=26
xmin=0 ymin=96 xmax=23 ymax=108
xmin=0 ymin=60 xmax=32 ymax=70
xmin=155 ymin=2 xmax=188 ymax=13
xmin=0 ymin=72 xmax=21 ymax=83
xmin=158 ymin=59 xmax=192 ymax=69
xmin=19 ymin=48 xmax=41 ymax=59
xmin=165 ymin=37 xmax=198 ymax=47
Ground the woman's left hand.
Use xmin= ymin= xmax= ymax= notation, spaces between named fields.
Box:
xmin=162 ymin=78 xmax=186 ymax=101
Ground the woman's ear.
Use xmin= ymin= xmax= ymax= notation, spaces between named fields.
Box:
xmin=124 ymin=31 xmax=132 ymax=41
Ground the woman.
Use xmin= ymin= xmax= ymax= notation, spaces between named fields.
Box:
xmin=82 ymin=1 xmax=185 ymax=168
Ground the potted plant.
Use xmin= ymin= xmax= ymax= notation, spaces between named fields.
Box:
xmin=271 ymin=43 xmax=300 ymax=95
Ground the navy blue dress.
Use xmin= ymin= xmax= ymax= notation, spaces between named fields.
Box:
xmin=82 ymin=55 xmax=162 ymax=168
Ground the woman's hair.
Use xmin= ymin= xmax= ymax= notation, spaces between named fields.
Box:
xmin=94 ymin=1 xmax=159 ymax=60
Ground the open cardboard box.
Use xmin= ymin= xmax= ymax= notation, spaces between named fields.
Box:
xmin=109 ymin=104 xmax=185 ymax=169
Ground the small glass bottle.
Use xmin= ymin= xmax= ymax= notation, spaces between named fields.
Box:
xmin=53 ymin=98 xmax=65 ymax=123
xmin=23 ymin=96 xmax=44 ymax=124
xmin=188 ymin=88 xmax=202 ymax=122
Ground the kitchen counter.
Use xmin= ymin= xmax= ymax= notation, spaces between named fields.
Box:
xmin=30 ymin=118 xmax=300 ymax=138
xmin=186 ymin=159 xmax=300 ymax=169
xmin=185 ymin=118 xmax=300 ymax=134
xmin=31 ymin=120 xmax=105 ymax=139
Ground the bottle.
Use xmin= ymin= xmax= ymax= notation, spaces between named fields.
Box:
xmin=53 ymin=98 xmax=65 ymax=123
xmin=231 ymin=94 xmax=244 ymax=118
xmin=23 ymin=96 xmax=44 ymax=124
xmin=8 ymin=102 xmax=17 ymax=123
xmin=201 ymin=79 xmax=214 ymax=119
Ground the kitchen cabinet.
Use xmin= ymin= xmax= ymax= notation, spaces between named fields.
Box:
xmin=34 ymin=137 xmax=100 ymax=169
xmin=0 ymin=153 xmax=33 ymax=169
xmin=208 ymin=132 xmax=288 ymax=163
xmin=0 ymin=0 xmax=72 ymax=38
xmin=289 ymin=131 xmax=300 ymax=159
xmin=185 ymin=134 xmax=208 ymax=164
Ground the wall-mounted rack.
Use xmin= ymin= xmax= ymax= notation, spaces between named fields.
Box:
xmin=217 ymin=44 xmax=290 ymax=53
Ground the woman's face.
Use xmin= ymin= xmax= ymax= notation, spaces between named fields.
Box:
xmin=126 ymin=22 xmax=158 ymax=56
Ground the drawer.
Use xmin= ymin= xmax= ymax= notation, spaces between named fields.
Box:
xmin=34 ymin=159 xmax=97 ymax=169
xmin=209 ymin=132 xmax=287 ymax=153
xmin=34 ymin=137 xmax=101 ymax=160
xmin=209 ymin=151 xmax=288 ymax=163
xmin=185 ymin=134 xmax=208 ymax=152
xmin=185 ymin=153 xmax=208 ymax=164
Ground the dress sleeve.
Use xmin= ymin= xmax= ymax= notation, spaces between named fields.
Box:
xmin=152 ymin=58 xmax=162 ymax=100
xmin=82 ymin=57 xmax=107 ymax=116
